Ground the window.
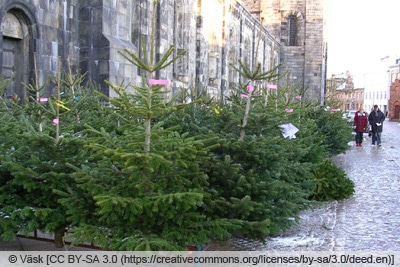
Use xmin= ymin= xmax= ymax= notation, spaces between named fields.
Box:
xmin=228 ymin=27 xmax=238 ymax=86
xmin=288 ymin=15 xmax=297 ymax=46
xmin=174 ymin=0 xmax=189 ymax=80
xmin=132 ymin=1 xmax=148 ymax=76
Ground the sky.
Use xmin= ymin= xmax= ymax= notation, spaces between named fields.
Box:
xmin=326 ymin=0 xmax=400 ymax=77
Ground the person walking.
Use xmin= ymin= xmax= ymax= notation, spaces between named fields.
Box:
xmin=353 ymin=107 xmax=368 ymax=147
xmin=368 ymin=105 xmax=385 ymax=146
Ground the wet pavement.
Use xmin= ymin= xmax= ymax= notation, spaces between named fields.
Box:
xmin=1 ymin=121 xmax=399 ymax=251
xmin=205 ymin=120 xmax=400 ymax=251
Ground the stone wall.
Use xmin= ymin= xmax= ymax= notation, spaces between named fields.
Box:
xmin=0 ymin=0 xmax=81 ymax=101
xmin=79 ymin=0 xmax=135 ymax=97
xmin=2 ymin=0 xmax=321 ymax=102
xmin=303 ymin=0 xmax=327 ymax=103
xmin=241 ymin=0 xmax=327 ymax=104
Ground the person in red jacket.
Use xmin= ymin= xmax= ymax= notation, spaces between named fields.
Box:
xmin=353 ymin=107 xmax=368 ymax=146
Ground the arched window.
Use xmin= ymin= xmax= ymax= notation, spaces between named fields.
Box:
xmin=1 ymin=11 xmax=32 ymax=102
xmin=173 ymin=0 xmax=189 ymax=81
xmin=228 ymin=27 xmax=238 ymax=87
xmin=243 ymin=38 xmax=251 ymax=65
xmin=288 ymin=15 xmax=297 ymax=46
xmin=132 ymin=0 xmax=148 ymax=75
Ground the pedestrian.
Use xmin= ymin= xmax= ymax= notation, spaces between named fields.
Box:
xmin=368 ymin=105 xmax=385 ymax=146
xmin=353 ymin=107 xmax=368 ymax=147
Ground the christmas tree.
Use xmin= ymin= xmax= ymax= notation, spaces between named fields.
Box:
xmin=0 ymin=62 xmax=117 ymax=247
xmin=60 ymin=1 xmax=237 ymax=250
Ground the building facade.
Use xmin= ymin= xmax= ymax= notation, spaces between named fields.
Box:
xmin=388 ymin=60 xmax=400 ymax=120
xmin=0 ymin=0 xmax=326 ymax=104
xmin=362 ymin=71 xmax=388 ymax=114
xmin=389 ymin=79 xmax=400 ymax=121
xmin=328 ymin=72 xmax=364 ymax=111
xmin=241 ymin=0 xmax=327 ymax=104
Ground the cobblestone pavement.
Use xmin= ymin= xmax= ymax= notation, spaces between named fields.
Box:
xmin=205 ymin=120 xmax=400 ymax=251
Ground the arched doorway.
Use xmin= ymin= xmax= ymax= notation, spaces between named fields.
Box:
xmin=1 ymin=10 xmax=32 ymax=102
xmin=394 ymin=105 xmax=400 ymax=120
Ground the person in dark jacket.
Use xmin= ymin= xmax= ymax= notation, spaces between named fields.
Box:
xmin=368 ymin=105 xmax=385 ymax=146
xmin=353 ymin=107 xmax=368 ymax=146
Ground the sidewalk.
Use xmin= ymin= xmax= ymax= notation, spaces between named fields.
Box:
xmin=1 ymin=121 xmax=400 ymax=251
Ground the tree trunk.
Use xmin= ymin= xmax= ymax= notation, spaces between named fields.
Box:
xmin=54 ymin=227 xmax=65 ymax=248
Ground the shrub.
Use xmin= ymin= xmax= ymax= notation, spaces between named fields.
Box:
xmin=304 ymin=108 xmax=354 ymax=157
xmin=308 ymin=159 xmax=355 ymax=201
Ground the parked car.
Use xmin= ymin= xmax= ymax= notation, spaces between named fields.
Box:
xmin=344 ymin=110 xmax=357 ymax=123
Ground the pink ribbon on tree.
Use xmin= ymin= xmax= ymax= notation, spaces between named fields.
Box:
xmin=149 ymin=79 xmax=169 ymax=85
xmin=246 ymin=85 xmax=254 ymax=92
xmin=37 ymin=97 xmax=48 ymax=102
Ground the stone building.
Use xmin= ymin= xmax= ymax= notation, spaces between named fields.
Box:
xmin=336 ymin=87 xmax=364 ymax=112
xmin=0 ymin=0 xmax=326 ymax=104
xmin=387 ymin=61 xmax=400 ymax=120
xmin=328 ymin=72 xmax=364 ymax=111
xmin=389 ymin=79 xmax=400 ymax=121
xmin=241 ymin=0 xmax=327 ymax=104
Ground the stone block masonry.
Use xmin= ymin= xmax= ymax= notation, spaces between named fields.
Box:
xmin=0 ymin=0 xmax=325 ymax=103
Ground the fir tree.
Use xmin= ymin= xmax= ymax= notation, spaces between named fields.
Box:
xmin=0 ymin=63 xmax=113 ymax=247
xmin=165 ymin=61 xmax=322 ymax=238
xmin=60 ymin=1 xmax=238 ymax=250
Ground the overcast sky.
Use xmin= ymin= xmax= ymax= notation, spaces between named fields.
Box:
xmin=326 ymin=0 xmax=400 ymax=77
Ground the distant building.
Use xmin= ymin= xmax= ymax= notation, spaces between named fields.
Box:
xmin=360 ymin=55 xmax=400 ymax=116
xmin=389 ymin=79 xmax=400 ymax=120
xmin=328 ymin=71 xmax=364 ymax=111
xmin=362 ymin=71 xmax=388 ymax=114
xmin=329 ymin=62 xmax=392 ymax=115
xmin=388 ymin=59 xmax=400 ymax=120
